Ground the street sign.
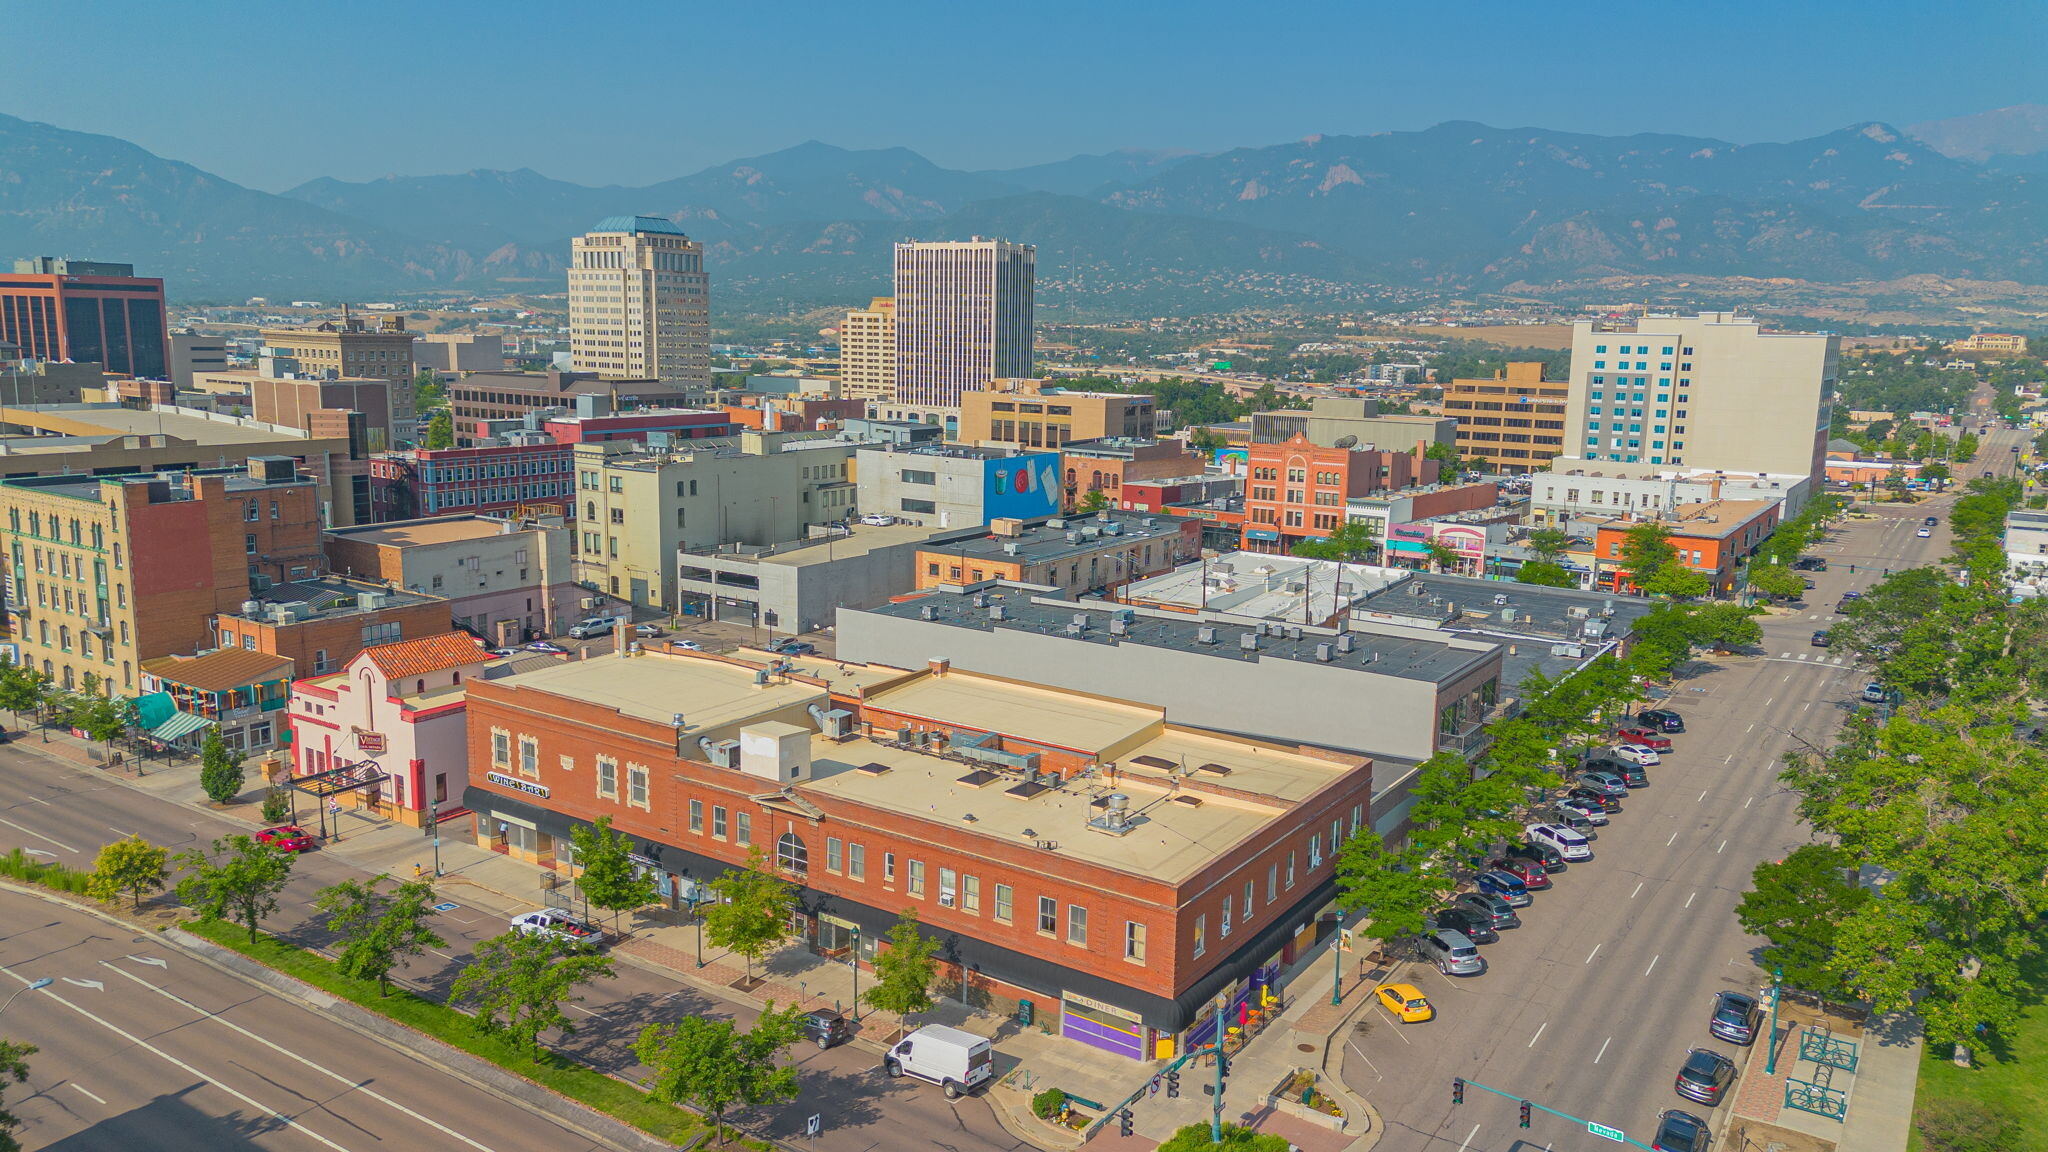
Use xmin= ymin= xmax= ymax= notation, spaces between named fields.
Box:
xmin=806 ymin=1115 xmax=821 ymax=1136
xmin=1588 ymin=1121 xmax=1625 ymax=1142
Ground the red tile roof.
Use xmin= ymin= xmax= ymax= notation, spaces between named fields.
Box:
xmin=362 ymin=632 xmax=489 ymax=680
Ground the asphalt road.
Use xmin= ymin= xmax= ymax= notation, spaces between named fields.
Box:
xmin=1341 ymin=431 xmax=2029 ymax=1152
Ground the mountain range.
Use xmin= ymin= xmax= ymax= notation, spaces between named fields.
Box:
xmin=3 ymin=108 xmax=2045 ymax=313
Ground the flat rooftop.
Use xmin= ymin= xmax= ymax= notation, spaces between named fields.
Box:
xmin=726 ymin=648 xmax=910 ymax=693
xmin=232 ymin=577 xmax=437 ymax=622
xmin=865 ymin=672 xmax=1161 ymax=758
xmin=1586 ymin=499 xmax=1776 ymax=539
xmin=692 ymin=524 xmax=940 ymax=566
xmin=484 ymin=650 xmax=826 ymax=734
xmin=328 ymin=516 xmax=524 ymax=548
xmin=1123 ymin=556 xmax=1405 ymax=621
xmin=5 ymin=466 xmax=312 ymax=504
xmin=930 ymin=513 xmax=1191 ymax=566
xmin=0 ymin=404 xmax=312 ymax=445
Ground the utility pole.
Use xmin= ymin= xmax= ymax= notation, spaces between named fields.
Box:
xmin=1210 ymin=990 xmax=1228 ymax=1143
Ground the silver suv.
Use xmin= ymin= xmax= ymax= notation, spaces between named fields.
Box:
xmin=1418 ymin=928 xmax=1487 ymax=976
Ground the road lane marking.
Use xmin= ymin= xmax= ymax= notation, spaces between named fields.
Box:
xmin=1594 ymin=1036 xmax=1612 ymax=1063
xmin=1698 ymin=789 xmax=1708 ymax=803
xmin=98 ymin=961 xmax=496 ymax=1151
xmin=1667 ymin=831 xmax=1678 ymax=846
xmin=125 ymin=955 xmax=166 ymax=968
xmin=1745 ymin=796 xmax=1754 ymax=809
xmin=1 ymin=964 xmax=352 ymax=1151
xmin=1630 ymin=881 xmax=1644 ymax=899
xmin=1718 ymin=839 xmax=1728 ymax=853
xmin=0 ymin=817 xmax=76 ymax=853
xmin=60 ymin=978 xmax=102 ymax=990
xmin=108 ymin=828 xmax=138 ymax=839
xmin=1458 ymin=1123 xmax=1481 ymax=1152
xmin=1684 ymin=891 xmax=1696 ymax=909
xmin=1585 ymin=943 xmax=1601 ymax=964
xmin=1527 ymin=1021 xmax=1546 ymax=1047
xmin=1645 ymin=955 xmax=1660 ymax=976
xmin=69 ymin=1083 xmax=105 ymax=1105
xmin=1746 ymin=723 xmax=1755 ymax=733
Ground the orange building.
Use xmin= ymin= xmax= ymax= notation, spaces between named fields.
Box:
xmin=1060 ymin=438 xmax=1207 ymax=510
xmin=1590 ymin=499 xmax=1779 ymax=594
xmin=1443 ymin=361 xmax=1570 ymax=473
xmin=1241 ymin=435 xmax=1437 ymax=553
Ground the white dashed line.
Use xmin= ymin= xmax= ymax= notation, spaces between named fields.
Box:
xmin=1684 ymin=891 xmax=1696 ymax=909
xmin=1718 ymin=839 xmax=1728 ymax=854
xmin=0 ymin=817 xmax=76 ymax=854
xmin=1745 ymin=796 xmax=1754 ymax=809
xmin=70 ymin=1083 xmax=105 ymax=1105
xmin=1698 ymin=789 xmax=1708 ymax=802
xmin=1527 ymin=1021 xmax=1547 ymax=1047
xmin=1459 ymin=1124 xmax=1482 ymax=1152
xmin=1586 ymin=943 xmax=1602 ymax=964
xmin=1645 ymin=955 xmax=1660 ymax=976
xmin=1631 ymin=881 xmax=1644 ymax=899
xmin=1667 ymin=831 xmax=1679 ymax=846
xmin=1594 ymin=1036 xmax=1612 ymax=1063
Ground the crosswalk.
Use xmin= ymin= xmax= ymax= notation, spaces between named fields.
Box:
xmin=1773 ymin=651 xmax=1847 ymax=664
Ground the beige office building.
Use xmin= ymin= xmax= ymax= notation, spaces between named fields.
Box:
xmin=261 ymin=313 xmax=417 ymax=423
xmin=839 ymin=297 xmax=897 ymax=402
xmin=568 ymin=216 xmax=710 ymax=388
xmin=1444 ymin=362 xmax=1570 ymax=473
xmin=958 ymin=377 xmax=1155 ymax=447
xmin=1561 ymin=312 xmax=1838 ymax=480
xmin=892 ymin=239 xmax=1034 ymax=409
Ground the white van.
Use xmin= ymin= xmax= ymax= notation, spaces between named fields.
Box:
xmin=882 ymin=1024 xmax=994 ymax=1098
xmin=566 ymin=616 xmax=621 ymax=640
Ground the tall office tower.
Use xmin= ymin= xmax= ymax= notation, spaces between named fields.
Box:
xmin=0 ymin=258 xmax=169 ymax=380
xmin=839 ymin=296 xmax=897 ymax=401
xmin=261 ymin=310 xmax=418 ymax=422
xmin=892 ymin=239 xmax=1034 ymax=409
xmin=569 ymin=216 xmax=710 ymax=388
xmin=1561 ymin=312 xmax=1838 ymax=480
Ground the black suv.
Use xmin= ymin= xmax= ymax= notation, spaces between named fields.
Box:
xmin=1637 ymin=709 xmax=1685 ymax=733
xmin=1429 ymin=905 xmax=1499 ymax=944
xmin=1792 ymin=556 xmax=1827 ymax=572
xmin=1708 ymin=991 xmax=1761 ymax=1045
xmin=1507 ymin=840 xmax=1566 ymax=872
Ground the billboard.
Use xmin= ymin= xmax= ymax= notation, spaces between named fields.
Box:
xmin=983 ymin=453 xmax=1062 ymax=521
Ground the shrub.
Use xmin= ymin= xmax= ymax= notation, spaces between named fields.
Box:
xmin=259 ymin=787 xmax=294 ymax=825
xmin=1157 ymin=1123 xmax=1290 ymax=1151
xmin=1915 ymin=1098 xmax=2018 ymax=1152
xmin=0 ymin=847 xmax=93 ymax=895
xmin=1030 ymin=1087 xmax=1067 ymax=1120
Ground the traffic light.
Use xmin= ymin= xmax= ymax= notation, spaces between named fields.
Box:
xmin=1166 ymin=1070 xmax=1181 ymax=1098
xmin=1118 ymin=1109 xmax=1134 ymax=1137
xmin=1519 ymin=1101 xmax=1532 ymax=1128
xmin=1218 ymin=1053 xmax=1230 ymax=1079
xmin=1451 ymin=1077 xmax=1465 ymax=1105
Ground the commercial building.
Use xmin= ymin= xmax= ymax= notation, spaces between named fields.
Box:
xmin=1249 ymin=396 xmax=1454 ymax=454
xmin=915 ymin=511 xmax=1201 ymax=598
xmin=447 ymin=371 xmax=698 ymax=441
xmin=214 ymin=575 xmax=450 ymax=678
xmin=413 ymin=334 xmax=506 ymax=375
xmin=169 ymin=332 xmax=230 ymax=389
xmin=571 ymin=436 xmax=859 ymax=611
xmin=893 ymin=239 xmax=1035 ymax=409
xmin=1822 ymin=458 xmax=1923 ymax=487
xmin=677 ymin=523 xmax=950 ymax=634
xmin=856 ymin=444 xmax=1061 ymax=528
xmin=464 ymin=645 xmax=1381 ymax=1057
xmin=0 ymin=355 xmax=104 ymax=406
xmin=838 ymin=297 xmax=896 ymax=401
xmin=568 ymin=216 xmax=710 ymax=388
xmin=722 ymin=394 xmax=866 ymax=433
xmin=0 ymin=257 xmax=169 ymax=380
xmin=959 ymin=378 xmax=1156 ymax=449
xmin=261 ymin=312 xmax=418 ymax=424
xmin=287 ymin=632 xmax=495 ymax=827
xmin=369 ymin=442 xmax=573 ymax=522
xmin=1528 ymin=467 xmax=1811 ymax=527
xmin=1119 ymin=474 xmax=1240 ymax=516
xmin=1953 ymin=333 xmax=2030 ymax=355
xmin=324 ymin=514 xmax=576 ymax=644
xmin=244 ymin=373 xmax=394 ymax=453
xmin=1242 ymin=435 xmax=1439 ymax=553
xmin=1587 ymin=500 xmax=1781 ymax=594
xmin=865 ymin=399 xmax=964 ymax=437
xmin=1342 ymin=481 xmax=1501 ymax=545
xmin=1 ymin=460 xmax=325 ymax=696
xmin=1059 ymin=439 xmax=1209 ymax=510
xmin=1562 ymin=313 xmax=1839 ymax=479
xmin=1443 ymin=362 xmax=1571 ymax=473
xmin=2005 ymin=509 xmax=2048 ymax=599
xmin=137 ymin=648 xmax=295 ymax=755
xmin=840 ymin=418 xmax=943 ymax=448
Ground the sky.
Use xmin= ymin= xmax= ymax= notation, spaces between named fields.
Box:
xmin=5 ymin=0 xmax=2043 ymax=191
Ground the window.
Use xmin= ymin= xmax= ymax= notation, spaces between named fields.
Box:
xmin=994 ymin=883 xmax=1013 ymax=923
xmin=689 ymin=800 xmax=704 ymax=833
xmin=825 ymin=837 xmax=842 ymax=872
xmin=1309 ymin=834 xmax=1322 ymax=868
xmin=883 ymin=852 xmax=896 ymax=883
xmin=490 ymin=728 xmax=510 ymax=767
xmin=1332 ymin=818 xmax=1344 ymax=853
xmin=776 ymin=832 xmax=807 ymax=874
xmin=1268 ymin=863 xmax=1278 ymax=902
xmin=735 ymin=811 xmax=751 ymax=845
xmin=1193 ymin=914 xmax=1206 ymax=958
xmin=1124 ymin=921 xmax=1146 ymax=963
xmin=517 ymin=736 xmax=538 ymax=778
xmin=1244 ymin=880 xmax=1255 ymax=922
xmin=1067 ymin=904 xmax=1088 ymax=946
xmin=963 ymin=875 xmax=980 ymax=914
xmin=907 ymin=859 xmax=925 ymax=897
xmin=848 ymin=843 xmax=865 ymax=880
xmin=938 ymin=867 xmax=956 ymax=907
xmin=1351 ymin=804 xmax=1364 ymax=835
xmin=1287 ymin=851 xmax=1297 ymax=889
xmin=627 ymin=764 xmax=648 ymax=809
xmin=1037 ymin=896 xmax=1058 ymax=935
xmin=1221 ymin=895 xmax=1233 ymax=936
xmin=596 ymin=757 xmax=618 ymax=799
xmin=711 ymin=805 xmax=727 ymax=838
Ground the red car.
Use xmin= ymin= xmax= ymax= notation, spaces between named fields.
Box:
xmin=1490 ymin=857 xmax=1551 ymax=890
xmin=256 ymin=825 xmax=315 ymax=853
xmin=1612 ymin=726 xmax=1673 ymax=751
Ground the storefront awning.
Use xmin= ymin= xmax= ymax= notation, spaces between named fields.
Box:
xmin=148 ymin=710 xmax=215 ymax=743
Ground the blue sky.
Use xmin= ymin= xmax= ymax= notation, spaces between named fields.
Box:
xmin=5 ymin=0 xmax=2042 ymax=191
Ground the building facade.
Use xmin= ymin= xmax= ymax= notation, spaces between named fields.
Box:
xmin=413 ymin=334 xmax=506 ymax=375
xmin=138 ymin=649 xmax=295 ymax=756
xmin=1953 ymin=333 xmax=2029 ymax=355
xmin=369 ymin=442 xmax=574 ymax=522
xmin=1588 ymin=500 xmax=1781 ymax=594
xmin=893 ymin=239 xmax=1035 ymax=409
xmin=0 ymin=258 xmax=169 ymax=380
xmin=959 ymin=378 xmax=1156 ymax=449
xmin=1059 ymin=439 xmax=1209 ymax=510
xmin=169 ymin=331 xmax=229 ymax=389
xmin=677 ymin=523 xmax=948 ymax=634
xmin=1249 ymin=396 xmax=1454 ymax=453
xmin=324 ymin=514 xmax=576 ymax=644
xmin=568 ymin=216 xmax=711 ymax=388
xmin=1444 ymin=362 xmax=1570 ymax=473
xmin=1562 ymin=313 xmax=1839 ymax=480
xmin=856 ymin=445 xmax=1062 ymax=529
xmin=1528 ymin=468 xmax=1811 ymax=527
xmin=261 ymin=313 xmax=417 ymax=424
xmin=447 ymin=371 xmax=696 ymax=441
xmin=839 ymin=297 xmax=897 ymax=402
xmin=215 ymin=576 xmax=451 ymax=678
xmin=914 ymin=511 xmax=1202 ymax=598
xmin=1241 ymin=435 xmax=1439 ymax=553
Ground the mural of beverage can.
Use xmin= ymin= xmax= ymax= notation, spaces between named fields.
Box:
xmin=985 ymin=454 xmax=1062 ymax=520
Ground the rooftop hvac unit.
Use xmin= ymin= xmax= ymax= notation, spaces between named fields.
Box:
xmin=698 ymin=737 xmax=741 ymax=768
xmin=1002 ymin=542 xmax=1022 ymax=555
xmin=1046 ymin=518 xmax=1066 ymax=529
xmin=1501 ymin=607 xmax=1518 ymax=623
xmin=1584 ymin=619 xmax=1608 ymax=639
xmin=1284 ymin=581 xmax=1306 ymax=594
xmin=1085 ymin=792 xmax=1137 ymax=836
xmin=807 ymin=704 xmax=854 ymax=739
xmin=1109 ymin=619 xmax=1129 ymax=636
xmin=1066 ymin=531 xmax=1083 ymax=544
xmin=1336 ymin=633 xmax=1355 ymax=653
xmin=1315 ymin=642 xmax=1334 ymax=662
xmin=1101 ymin=522 xmax=1122 ymax=536
xmin=1066 ymin=621 xmax=1087 ymax=636
xmin=920 ymin=604 xmax=939 ymax=621
xmin=1196 ymin=625 xmax=1218 ymax=645
xmin=1240 ymin=632 xmax=1259 ymax=651
xmin=1289 ymin=626 xmax=1304 ymax=641
xmin=1141 ymin=517 xmax=1156 ymax=527
xmin=972 ymin=593 xmax=989 ymax=608
xmin=989 ymin=605 xmax=1007 ymax=621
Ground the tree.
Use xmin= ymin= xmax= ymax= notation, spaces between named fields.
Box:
xmin=1617 ymin=521 xmax=1680 ymax=593
xmin=314 ymin=877 xmax=447 ymax=995
xmin=1515 ymin=560 xmax=1578 ymax=588
xmin=1188 ymin=427 xmax=1226 ymax=454
xmin=87 ymin=834 xmax=169 ymax=909
xmin=0 ymin=662 xmax=47 ymax=727
xmin=68 ymin=694 xmax=129 ymax=762
xmin=412 ymin=369 xmax=445 ymax=409
xmin=423 ymin=409 xmax=454 ymax=450
xmin=1734 ymin=845 xmax=1870 ymax=1000
xmin=1289 ymin=519 xmax=1377 ymax=563
xmin=1423 ymin=540 xmax=1460 ymax=574
xmin=1747 ymin=562 xmax=1808 ymax=601
xmin=176 ymin=834 xmax=294 ymax=942
xmin=1641 ymin=559 xmax=1711 ymax=599
xmin=635 ymin=1003 xmax=805 ymax=1144
xmin=451 ymin=930 xmax=615 ymax=1059
xmin=0 ymin=1039 xmax=34 ymax=1152
xmin=1074 ymin=487 xmax=1110 ymax=513
xmin=198 ymin=728 xmax=246 ymax=805
xmin=1525 ymin=528 xmax=1571 ymax=563
xmin=863 ymin=909 xmax=940 ymax=1020
xmin=702 ymin=847 xmax=796 ymax=980
xmin=570 ymin=815 xmax=657 ymax=929
xmin=1157 ymin=1122 xmax=1289 ymax=1151
xmin=1422 ymin=440 xmax=1460 ymax=468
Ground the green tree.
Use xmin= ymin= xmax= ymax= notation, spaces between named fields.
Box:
xmin=412 ymin=369 xmax=445 ymax=409
xmin=175 ymin=834 xmax=295 ymax=942
xmin=423 ymin=409 xmax=454 ymax=450
xmin=862 ymin=909 xmax=940 ymax=1020
xmin=1955 ymin=432 xmax=1980 ymax=462
xmin=1525 ymin=527 xmax=1571 ymax=563
xmin=1157 ymin=1122 xmax=1289 ymax=1151
xmin=1074 ymin=487 xmax=1110 ymax=513
xmin=1336 ymin=837 xmax=1457 ymax=946
xmin=1515 ymin=560 xmax=1578 ymax=588
xmin=1641 ymin=560 xmax=1711 ymax=599
xmin=702 ymin=847 xmax=796 ymax=980
xmin=198 ymin=727 xmax=246 ymax=805
xmin=86 ymin=834 xmax=169 ymax=909
xmin=1422 ymin=440 xmax=1459 ymax=468
xmin=634 ymin=1003 xmax=805 ymax=1144
xmin=450 ymin=930 xmax=615 ymax=1059
xmin=1747 ymin=562 xmax=1808 ymax=601
xmin=0 ymin=662 xmax=48 ymax=728
xmin=313 ymin=876 xmax=447 ymax=995
xmin=1188 ymin=427 xmax=1226 ymax=454
xmin=68 ymin=694 xmax=129 ymax=763
xmin=1423 ymin=540 xmax=1461 ymax=573
xmin=0 ymin=1039 xmax=34 ymax=1152
xmin=570 ymin=815 xmax=657 ymax=929
xmin=1734 ymin=845 xmax=1870 ymax=1000
xmin=1289 ymin=519 xmax=1377 ymax=563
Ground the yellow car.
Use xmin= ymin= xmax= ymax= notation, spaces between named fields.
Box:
xmin=1375 ymin=983 xmax=1434 ymax=1023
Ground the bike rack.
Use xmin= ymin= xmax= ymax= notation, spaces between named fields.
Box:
xmin=1783 ymin=1062 xmax=1847 ymax=1121
xmin=1798 ymin=1024 xmax=1859 ymax=1072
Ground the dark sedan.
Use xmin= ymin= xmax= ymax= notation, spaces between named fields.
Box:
xmin=1429 ymin=906 xmax=1499 ymax=945
xmin=1674 ymin=1048 xmax=1737 ymax=1105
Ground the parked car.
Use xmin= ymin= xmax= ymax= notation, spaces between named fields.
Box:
xmin=1673 ymin=1048 xmax=1737 ymax=1105
xmin=1576 ymin=770 xmax=1629 ymax=797
xmin=1473 ymin=870 xmax=1532 ymax=907
xmin=674 ymin=640 xmax=703 ymax=651
xmin=1609 ymin=761 xmax=1650 ymax=788
xmin=1651 ymin=1109 xmax=1711 ymax=1152
xmin=1612 ymin=726 xmax=1673 ymax=751
xmin=883 ymin=1025 xmax=995 ymax=1099
xmin=1709 ymin=991 xmax=1762 ymax=1045
xmin=803 ymin=1008 xmax=852 ymax=1050
xmin=633 ymin=623 xmax=665 ymax=638
xmin=1810 ymin=630 xmax=1831 ymax=647
xmin=1506 ymin=840 xmax=1566 ymax=871
xmin=1861 ymin=682 xmax=1889 ymax=703
xmin=1611 ymin=743 xmax=1662 ymax=767
xmin=1418 ymin=928 xmax=1488 ymax=975
xmin=1429 ymin=907 xmax=1499 ymax=945
xmin=1637 ymin=708 xmax=1686 ymax=732
xmin=255 ymin=825 xmax=314 ymax=853
xmin=859 ymin=513 xmax=896 ymax=526
xmin=526 ymin=640 xmax=567 ymax=654
xmin=772 ymin=640 xmax=818 ymax=656
xmin=509 ymin=911 xmax=604 ymax=948
xmin=1566 ymin=785 xmax=1623 ymax=813
xmin=1375 ymin=983 xmax=1435 ymax=1023
xmin=1450 ymin=891 xmax=1521 ymax=931
xmin=1490 ymin=856 xmax=1550 ymax=889
xmin=1525 ymin=822 xmax=1592 ymax=860
xmin=1551 ymin=798 xmax=1607 ymax=828
xmin=566 ymin=616 xmax=621 ymax=640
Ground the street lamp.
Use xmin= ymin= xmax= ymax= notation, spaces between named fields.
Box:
xmin=426 ymin=800 xmax=442 ymax=877
xmin=849 ymin=927 xmax=861 ymax=1018
xmin=1330 ymin=909 xmax=1346 ymax=1006
xmin=1 ymin=977 xmax=51 ymax=1015
xmin=1765 ymin=966 xmax=1785 ymax=1075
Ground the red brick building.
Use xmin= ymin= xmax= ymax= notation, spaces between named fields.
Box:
xmin=1241 ymin=434 xmax=1439 ymax=553
xmin=215 ymin=576 xmax=451 ymax=677
xmin=462 ymin=648 xmax=1375 ymax=1059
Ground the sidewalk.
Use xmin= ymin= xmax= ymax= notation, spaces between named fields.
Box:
xmin=1725 ymin=1001 xmax=1921 ymax=1152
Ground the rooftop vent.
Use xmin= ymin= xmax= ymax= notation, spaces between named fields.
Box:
xmin=1336 ymin=633 xmax=1355 ymax=653
xmin=989 ymin=605 xmax=1007 ymax=622
xmin=1085 ymin=793 xmax=1137 ymax=837
xmin=1109 ymin=618 xmax=1129 ymax=636
xmin=1196 ymin=626 xmax=1218 ymax=645
xmin=1240 ymin=632 xmax=1259 ymax=651
xmin=1315 ymin=642 xmax=1334 ymax=662
xmin=920 ymin=604 xmax=939 ymax=621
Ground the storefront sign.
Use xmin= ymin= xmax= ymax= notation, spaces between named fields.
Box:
xmin=353 ymin=729 xmax=386 ymax=754
xmin=1062 ymin=989 xmax=1144 ymax=1025
xmin=484 ymin=771 xmax=549 ymax=798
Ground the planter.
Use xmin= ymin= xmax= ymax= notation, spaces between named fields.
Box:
xmin=1266 ymin=1069 xmax=1348 ymax=1132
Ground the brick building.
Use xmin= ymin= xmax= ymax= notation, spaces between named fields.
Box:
xmin=369 ymin=443 xmax=573 ymax=522
xmin=447 ymin=372 xmax=697 ymax=442
xmin=1588 ymin=499 xmax=1781 ymax=595
xmin=261 ymin=312 xmax=417 ymax=423
xmin=1241 ymin=435 xmax=1438 ymax=553
xmin=1058 ymin=438 xmax=1207 ymax=510
xmin=214 ymin=576 xmax=450 ymax=678
xmin=463 ymin=646 xmax=1378 ymax=1058
xmin=914 ymin=511 xmax=1202 ymax=598
xmin=1443 ymin=361 xmax=1570 ymax=473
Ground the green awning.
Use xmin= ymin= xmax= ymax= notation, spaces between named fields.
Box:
xmin=148 ymin=711 xmax=216 ymax=742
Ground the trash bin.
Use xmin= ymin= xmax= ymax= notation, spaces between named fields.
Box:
xmin=1017 ymin=999 xmax=1034 ymax=1027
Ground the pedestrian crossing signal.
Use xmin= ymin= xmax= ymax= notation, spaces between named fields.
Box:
xmin=1452 ymin=1077 xmax=1464 ymax=1105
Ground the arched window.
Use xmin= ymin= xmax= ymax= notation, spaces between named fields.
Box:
xmin=776 ymin=831 xmax=808 ymax=874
